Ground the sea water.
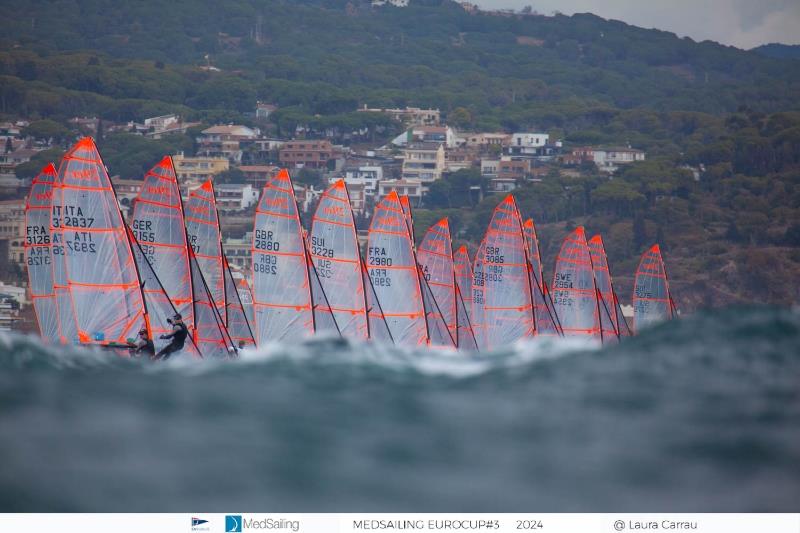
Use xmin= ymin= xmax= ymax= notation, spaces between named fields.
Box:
xmin=0 ymin=307 xmax=798 ymax=511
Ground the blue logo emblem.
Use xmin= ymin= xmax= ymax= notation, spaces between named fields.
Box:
xmin=191 ymin=517 xmax=209 ymax=527
xmin=225 ymin=515 xmax=242 ymax=533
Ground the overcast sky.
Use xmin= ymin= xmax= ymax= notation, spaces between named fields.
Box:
xmin=471 ymin=0 xmax=800 ymax=49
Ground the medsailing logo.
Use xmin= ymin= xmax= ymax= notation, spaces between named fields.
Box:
xmin=225 ymin=515 xmax=243 ymax=532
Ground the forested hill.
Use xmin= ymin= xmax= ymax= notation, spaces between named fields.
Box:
xmin=1 ymin=0 xmax=799 ymax=127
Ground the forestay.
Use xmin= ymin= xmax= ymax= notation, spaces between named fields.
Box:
xmin=53 ymin=137 xmax=146 ymax=344
xmin=251 ymin=169 xmax=314 ymax=343
xmin=633 ymin=244 xmax=675 ymax=332
xmin=366 ymin=191 xmax=427 ymax=346
xmin=481 ymin=195 xmax=535 ymax=349
xmin=309 ymin=179 xmax=368 ymax=339
xmin=25 ymin=164 xmax=59 ymax=343
xmin=130 ymin=156 xmax=194 ymax=341
xmin=185 ymin=180 xmax=225 ymax=321
xmin=551 ymin=227 xmax=601 ymax=339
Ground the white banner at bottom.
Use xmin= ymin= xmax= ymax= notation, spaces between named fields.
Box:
xmin=0 ymin=513 xmax=797 ymax=533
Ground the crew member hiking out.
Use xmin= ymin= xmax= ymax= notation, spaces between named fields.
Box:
xmin=128 ymin=327 xmax=155 ymax=358
xmin=156 ymin=313 xmax=189 ymax=360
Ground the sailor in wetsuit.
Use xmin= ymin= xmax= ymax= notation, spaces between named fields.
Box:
xmin=128 ymin=327 xmax=155 ymax=358
xmin=156 ymin=313 xmax=189 ymax=360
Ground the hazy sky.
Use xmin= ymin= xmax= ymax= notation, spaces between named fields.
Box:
xmin=471 ymin=0 xmax=800 ymax=49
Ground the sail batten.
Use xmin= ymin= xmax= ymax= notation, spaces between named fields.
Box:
xmin=417 ymin=218 xmax=457 ymax=342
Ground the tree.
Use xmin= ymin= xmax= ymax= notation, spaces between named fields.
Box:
xmin=23 ymin=120 xmax=72 ymax=144
xmin=295 ymin=167 xmax=321 ymax=187
xmin=633 ymin=212 xmax=647 ymax=252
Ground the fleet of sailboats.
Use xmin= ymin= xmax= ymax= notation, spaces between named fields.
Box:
xmin=24 ymin=138 xmax=678 ymax=356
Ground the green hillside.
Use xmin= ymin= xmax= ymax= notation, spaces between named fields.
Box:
xmin=2 ymin=0 xmax=799 ymax=310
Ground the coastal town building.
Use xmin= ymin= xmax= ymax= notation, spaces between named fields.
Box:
xmin=378 ymin=179 xmax=423 ymax=202
xmin=358 ymin=105 xmax=439 ymax=126
xmin=239 ymin=165 xmax=280 ymax=190
xmin=344 ymin=165 xmax=383 ymax=197
xmin=279 ymin=140 xmax=334 ymax=170
xmin=570 ymin=146 xmax=646 ymax=173
xmin=401 ymin=143 xmax=446 ymax=182
xmin=215 ymin=183 xmax=259 ymax=212
xmin=172 ymin=153 xmax=230 ymax=182
xmin=255 ymin=102 xmax=278 ymax=119
xmin=197 ymin=125 xmax=259 ymax=163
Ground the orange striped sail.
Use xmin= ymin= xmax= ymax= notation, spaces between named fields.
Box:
xmin=53 ymin=137 xmax=146 ymax=345
xmin=25 ymin=163 xmax=59 ymax=343
xmin=252 ymin=169 xmax=314 ymax=343
xmin=470 ymin=239 xmax=487 ymax=349
xmin=453 ymin=245 xmax=472 ymax=318
xmin=481 ymin=195 xmax=535 ymax=349
xmin=130 ymin=156 xmax=194 ymax=349
xmin=309 ymin=179 xmax=368 ymax=339
xmin=523 ymin=218 xmax=561 ymax=336
xmin=551 ymin=227 xmax=601 ymax=339
xmin=49 ymin=163 xmax=79 ymax=344
xmin=224 ymin=255 xmax=255 ymax=347
xmin=633 ymin=244 xmax=676 ymax=332
xmin=366 ymin=191 xmax=427 ymax=346
xmin=185 ymin=179 xmax=226 ymax=322
xmin=189 ymin=246 xmax=234 ymax=356
xmin=305 ymin=234 xmax=341 ymax=335
xmin=236 ymin=276 xmax=255 ymax=328
xmin=417 ymin=218 xmax=457 ymax=341
xmin=588 ymin=235 xmax=621 ymax=340
xmin=361 ymin=259 xmax=394 ymax=343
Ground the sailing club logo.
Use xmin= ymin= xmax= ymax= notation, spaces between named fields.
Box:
xmin=191 ymin=516 xmax=210 ymax=531
xmin=225 ymin=515 xmax=243 ymax=532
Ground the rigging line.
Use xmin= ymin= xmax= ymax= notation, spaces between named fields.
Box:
xmin=191 ymin=246 xmax=236 ymax=356
xmin=455 ymin=283 xmax=479 ymax=351
xmin=358 ymin=248 xmax=395 ymax=345
xmin=597 ymin=288 xmax=621 ymax=340
xmin=418 ymin=264 xmax=456 ymax=347
xmin=304 ymin=236 xmax=342 ymax=337
xmin=224 ymin=255 xmax=255 ymax=342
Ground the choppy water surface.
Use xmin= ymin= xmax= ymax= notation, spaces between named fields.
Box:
xmin=0 ymin=307 xmax=798 ymax=511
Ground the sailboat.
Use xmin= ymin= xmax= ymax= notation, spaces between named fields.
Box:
xmin=588 ymin=235 xmax=625 ymax=340
xmin=470 ymin=239 xmax=487 ymax=349
xmin=453 ymin=245 xmax=472 ymax=319
xmin=551 ymin=227 xmax=602 ymax=340
xmin=130 ymin=156 xmax=197 ymax=353
xmin=25 ymin=163 xmax=59 ymax=343
xmin=417 ymin=218 xmax=458 ymax=341
xmin=480 ymin=195 xmax=535 ymax=349
xmin=632 ymin=244 xmax=677 ymax=332
xmin=366 ymin=191 xmax=429 ymax=346
xmin=309 ymin=179 xmax=369 ymax=340
xmin=50 ymin=137 xmax=150 ymax=345
xmin=251 ymin=169 xmax=317 ymax=342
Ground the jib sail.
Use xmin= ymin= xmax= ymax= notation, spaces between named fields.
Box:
xmin=25 ymin=163 xmax=59 ymax=343
xmin=53 ymin=137 xmax=146 ymax=345
xmin=185 ymin=179 xmax=226 ymax=322
xmin=632 ymin=244 xmax=676 ymax=332
xmin=309 ymin=179 xmax=368 ymax=339
xmin=481 ymin=195 xmax=535 ymax=349
xmin=251 ymin=169 xmax=314 ymax=343
xmin=130 ymin=156 xmax=195 ymax=342
xmin=366 ymin=191 xmax=427 ymax=346
xmin=551 ymin=227 xmax=601 ymax=339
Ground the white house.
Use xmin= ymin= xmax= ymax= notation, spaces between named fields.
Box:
xmin=344 ymin=165 xmax=383 ymax=197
